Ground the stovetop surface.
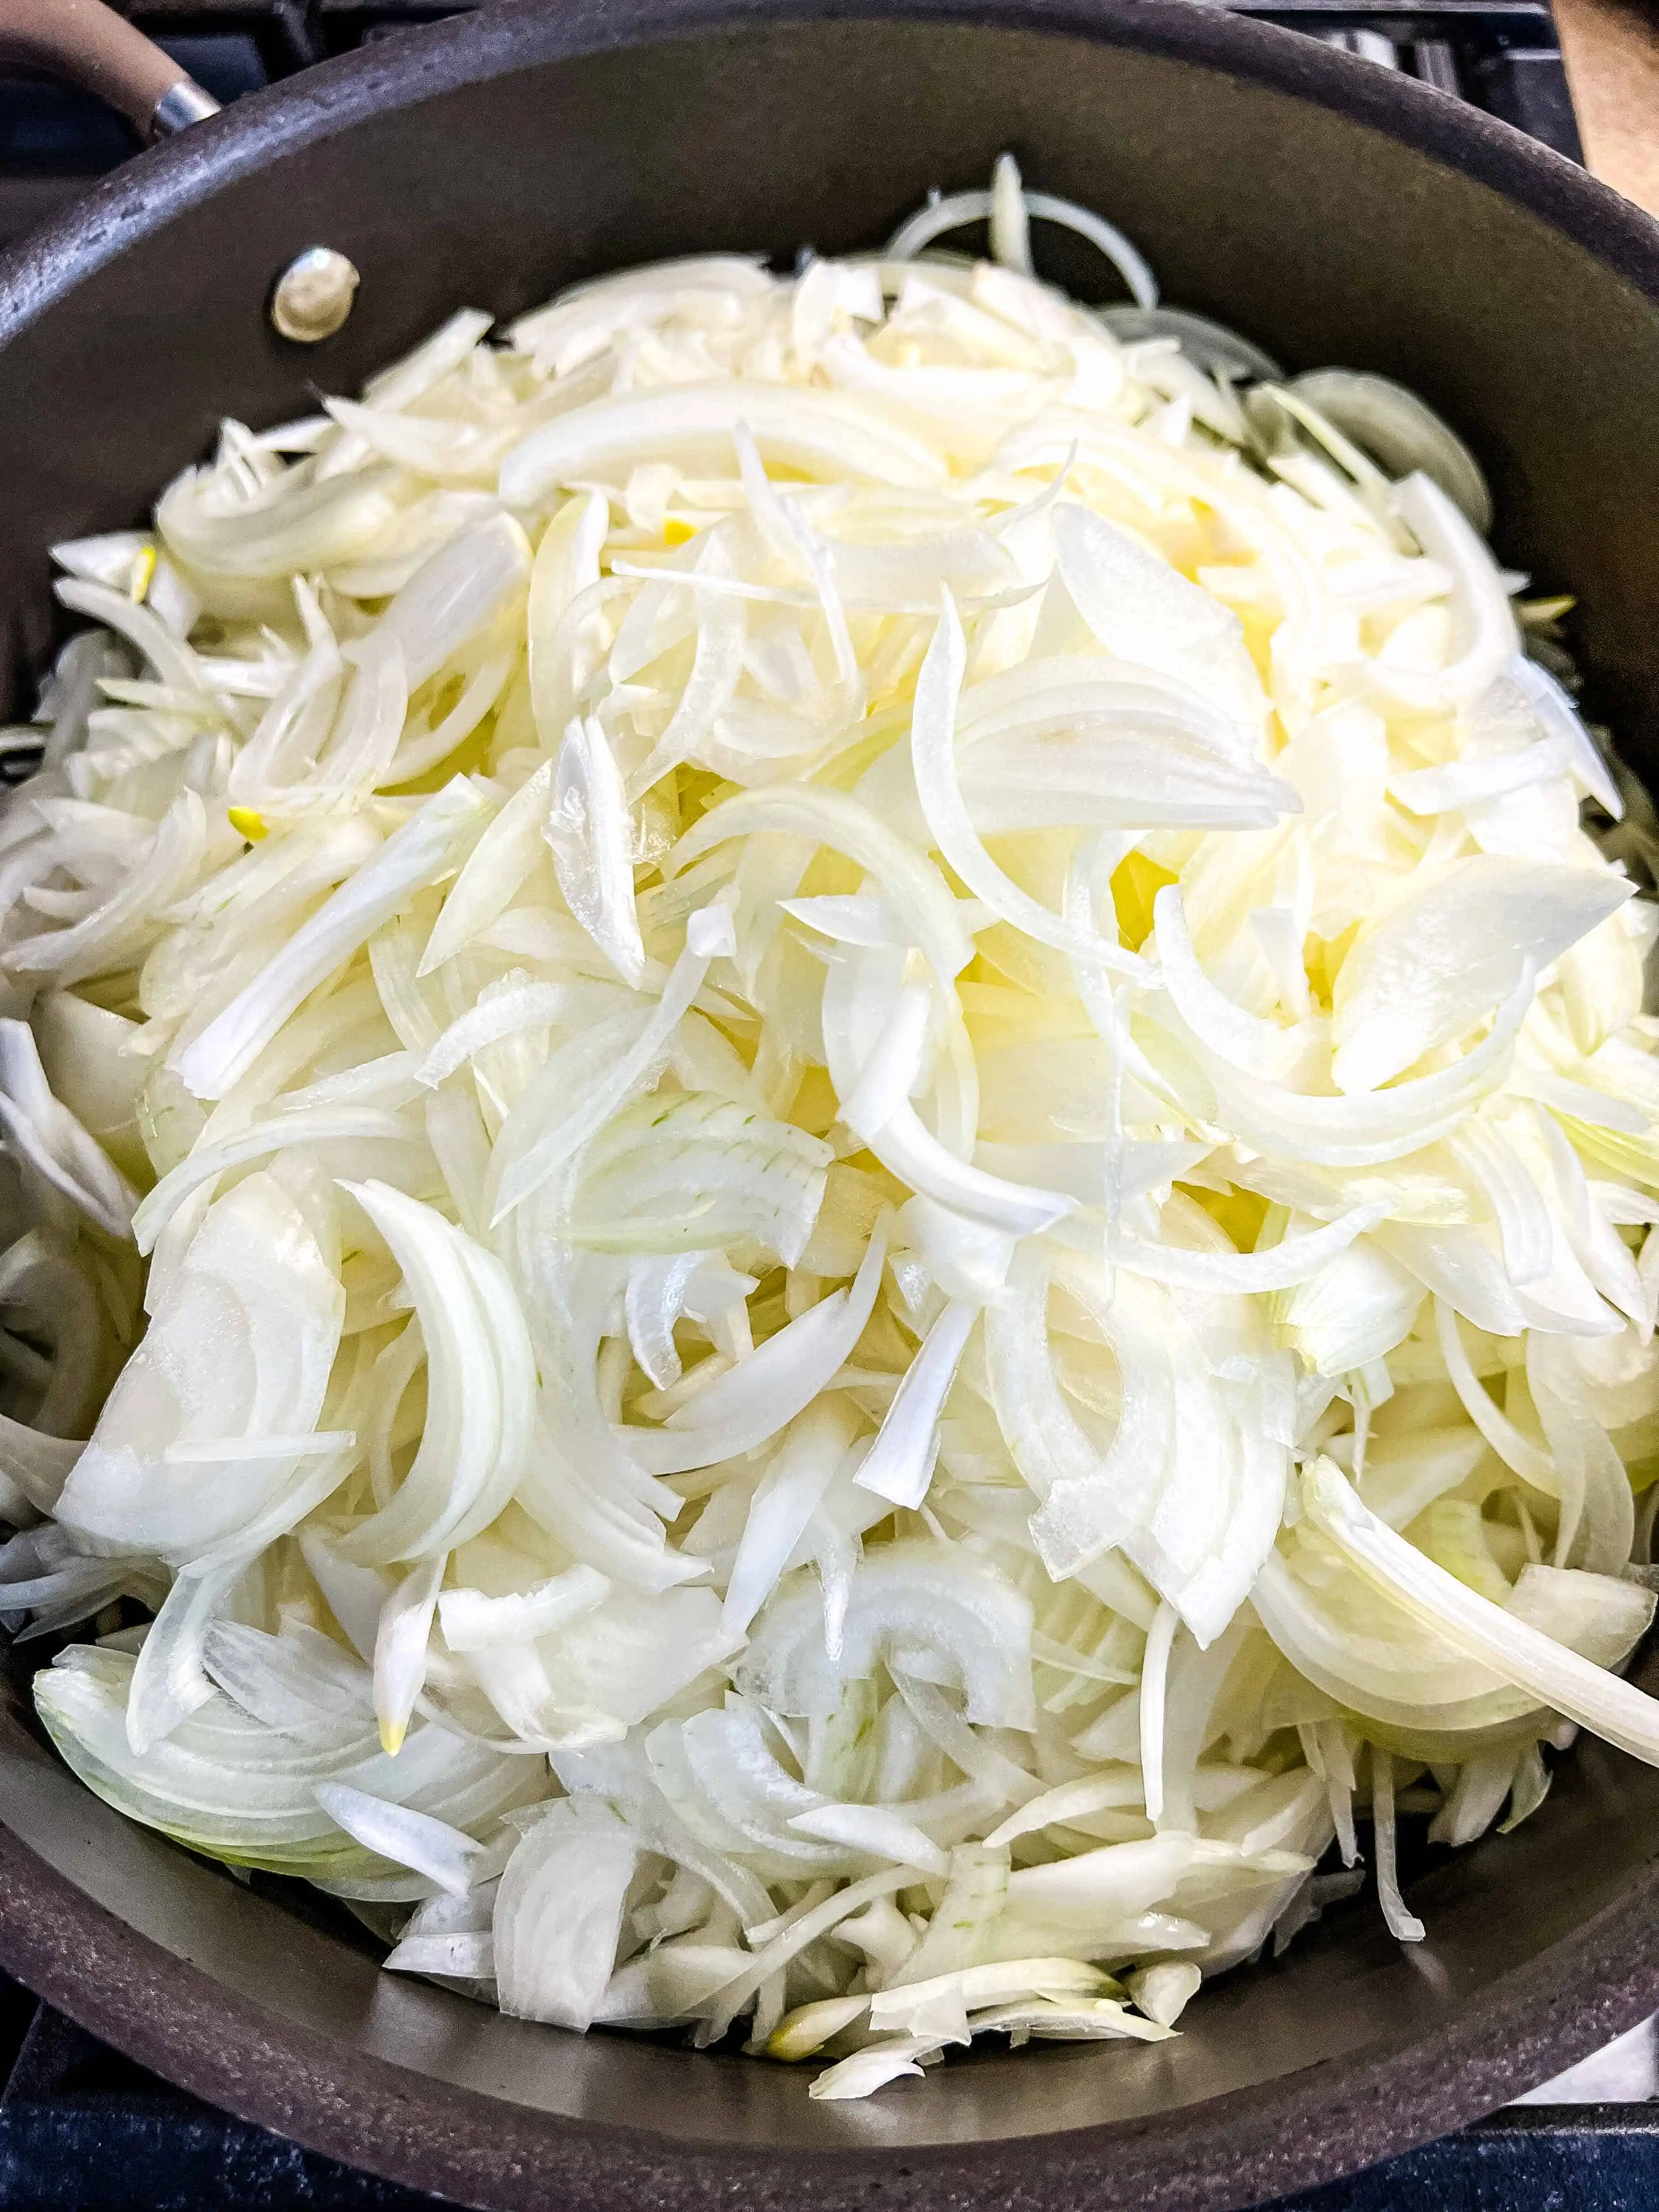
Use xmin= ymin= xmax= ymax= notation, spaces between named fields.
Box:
xmin=0 ymin=2 xmax=1645 ymax=2203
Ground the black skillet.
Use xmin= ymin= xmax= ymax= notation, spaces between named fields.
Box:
xmin=1 ymin=1 xmax=1659 ymax=2205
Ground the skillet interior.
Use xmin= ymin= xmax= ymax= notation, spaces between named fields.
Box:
xmin=2 ymin=5 xmax=1659 ymax=2205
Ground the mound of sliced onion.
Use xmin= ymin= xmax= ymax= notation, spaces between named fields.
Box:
xmin=3 ymin=155 xmax=1657 ymax=2101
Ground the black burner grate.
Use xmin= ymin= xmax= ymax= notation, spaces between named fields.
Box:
xmin=1234 ymin=2 xmax=1581 ymax=159
xmin=0 ymin=3 xmax=1642 ymax=2203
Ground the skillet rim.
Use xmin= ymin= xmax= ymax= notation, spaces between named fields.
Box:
xmin=3 ymin=1797 xmax=1658 ymax=2212
xmin=4 ymin=0 xmax=1659 ymax=338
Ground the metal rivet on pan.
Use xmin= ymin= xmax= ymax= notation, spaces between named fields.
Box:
xmin=270 ymin=247 xmax=360 ymax=343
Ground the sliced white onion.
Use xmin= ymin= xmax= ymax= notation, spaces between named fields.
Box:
xmin=15 ymin=173 xmax=1659 ymax=2107
xmin=176 ymin=778 xmax=487 ymax=1101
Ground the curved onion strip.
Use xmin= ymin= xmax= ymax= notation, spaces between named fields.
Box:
xmin=176 ymin=779 xmax=487 ymax=1101
xmin=911 ymin=592 xmax=1150 ymax=975
xmin=332 ymin=1181 xmax=535 ymax=1563
xmin=885 ymin=173 xmax=1157 ymax=309
xmin=670 ymin=786 xmax=974 ymax=992
xmin=1302 ymin=1457 xmax=1659 ymax=1763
